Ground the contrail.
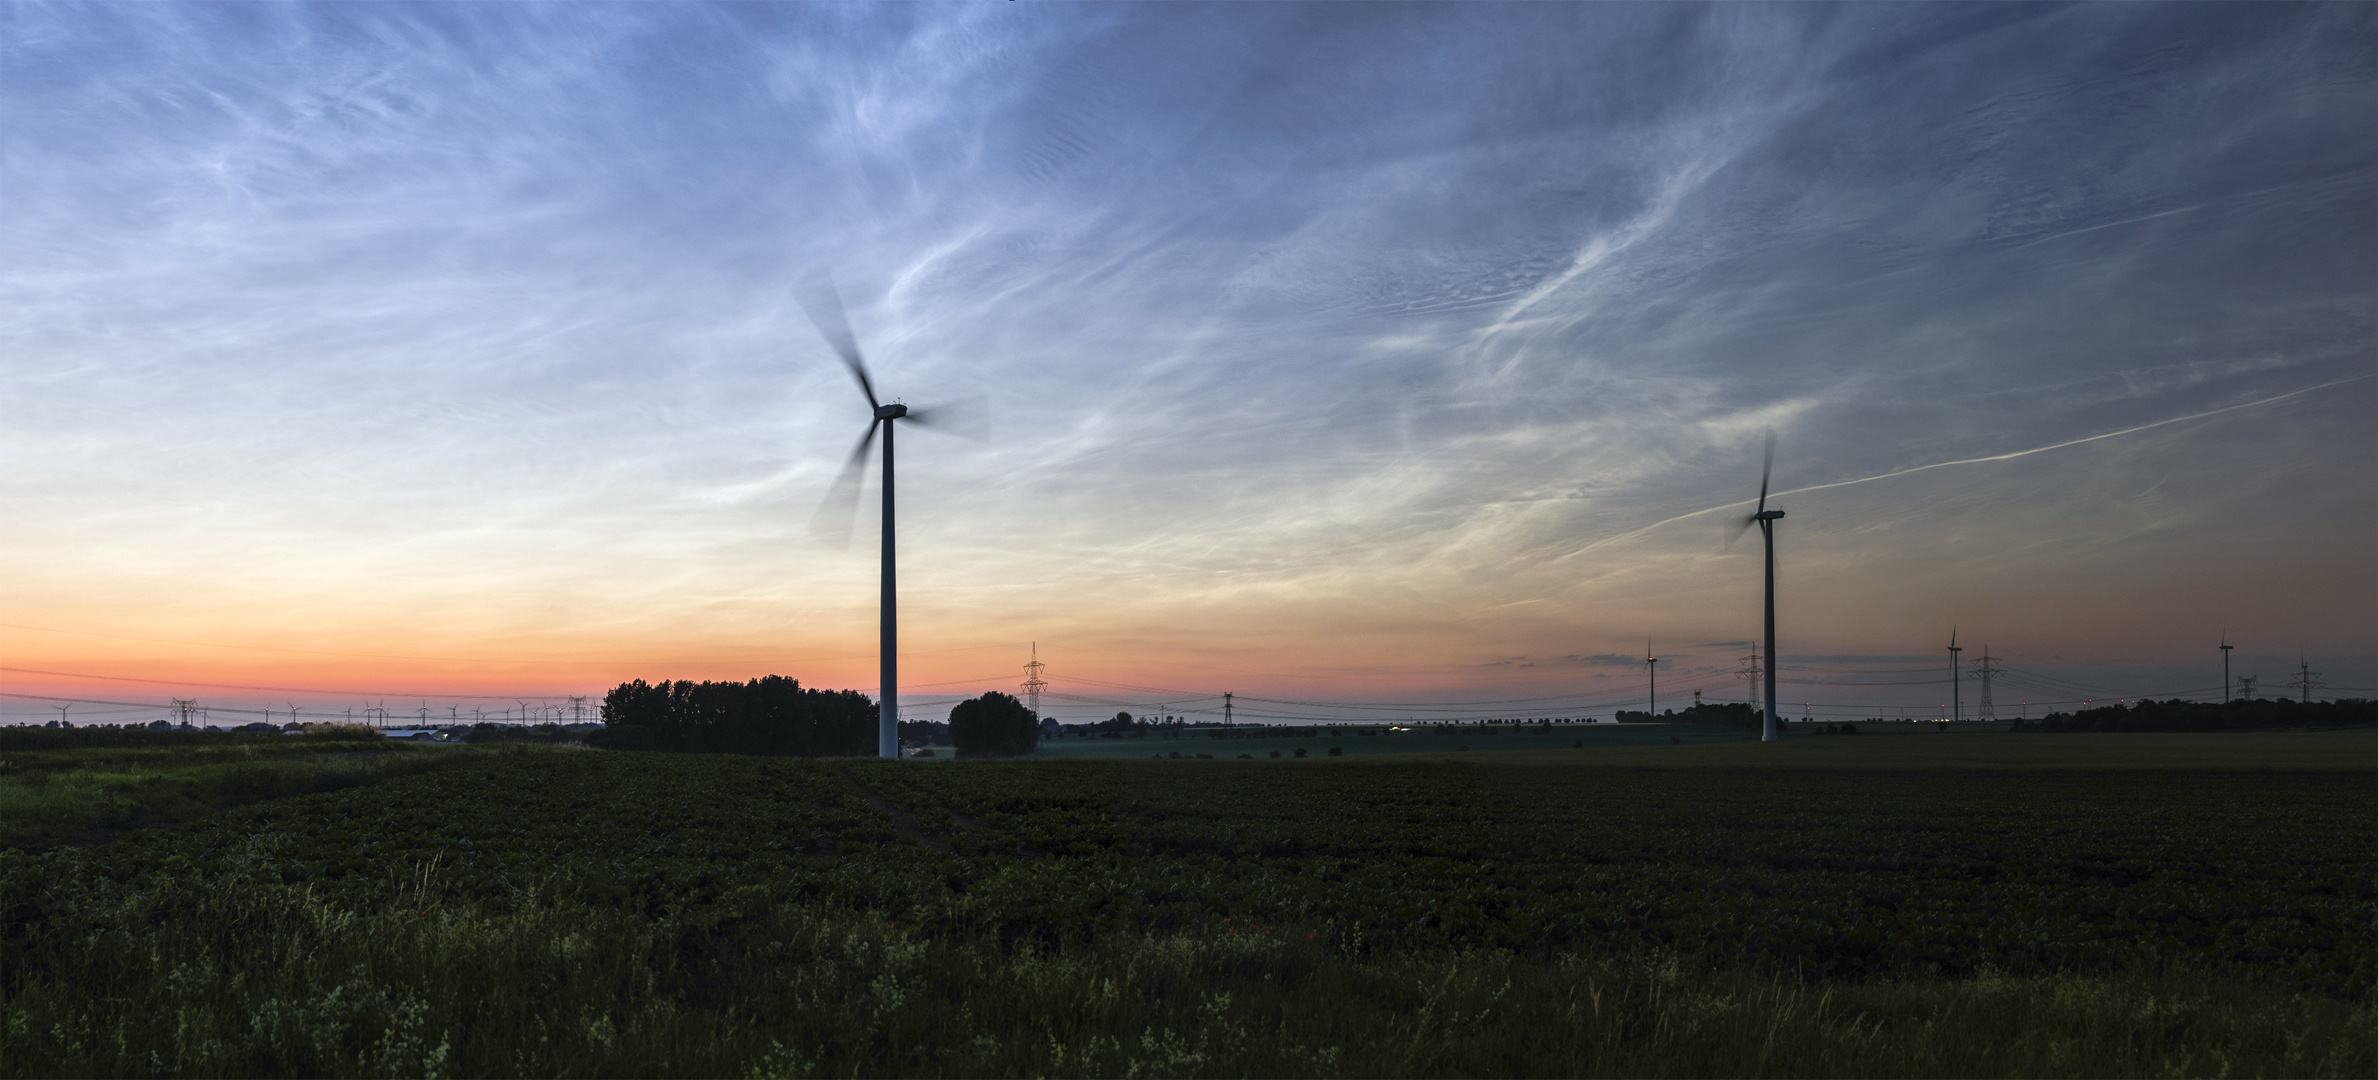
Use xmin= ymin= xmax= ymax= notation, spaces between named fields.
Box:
xmin=1563 ymin=372 xmax=2376 ymax=559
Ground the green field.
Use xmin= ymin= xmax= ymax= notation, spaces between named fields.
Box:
xmin=0 ymin=727 xmax=448 ymax=849
xmin=2 ymin=732 xmax=2370 ymax=1077
xmin=1031 ymin=723 xmax=2374 ymax=768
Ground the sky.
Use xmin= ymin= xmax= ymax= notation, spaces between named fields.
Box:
xmin=3 ymin=1 xmax=2372 ymax=727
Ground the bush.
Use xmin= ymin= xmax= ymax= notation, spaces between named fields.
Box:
xmin=1327 ymin=746 xmax=1343 ymax=757
xmin=949 ymin=691 xmax=1038 ymax=759
xmin=583 ymin=725 xmax=660 ymax=751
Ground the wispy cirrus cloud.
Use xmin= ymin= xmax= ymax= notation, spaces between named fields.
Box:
xmin=0 ymin=2 xmax=2368 ymax=719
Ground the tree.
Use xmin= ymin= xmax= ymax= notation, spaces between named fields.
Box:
xmin=597 ymin=676 xmax=874 ymax=756
xmin=950 ymin=691 xmax=1039 ymax=758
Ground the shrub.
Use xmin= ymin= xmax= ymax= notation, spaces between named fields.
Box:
xmin=1294 ymin=748 xmax=1308 ymax=758
xmin=1269 ymin=750 xmax=1280 ymax=759
xmin=1327 ymin=746 xmax=1342 ymax=757
xmin=948 ymin=692 xmax=1038 ymax=759
xmin=584 ymin=725 xmax=660 ymax=751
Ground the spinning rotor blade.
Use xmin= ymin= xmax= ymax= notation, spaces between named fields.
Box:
xmin=904 ymin=394 xmax=989 ymax=441
xmin=796 ymin=271 xmax=878 ymax=409
xmin=807 ymin=420 xmax=879 ymax=550
xmin=1756 ymin=432 xmax=1774 ymax=516
xmin=1726 ymin=432 xmax=1778 ymax=547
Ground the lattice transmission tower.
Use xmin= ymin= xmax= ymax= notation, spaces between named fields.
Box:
xmin=1020 ymin=642 xmax=1048 ymax=719
xmin=1736 ymin=645 xmax=1763 ymax=716
xmin=1970 ymin=647 xmax=2003 ymax=721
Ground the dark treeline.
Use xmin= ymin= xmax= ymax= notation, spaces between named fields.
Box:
xmin=2014 ymin=697 xmax=2374 ymax=733
xmin=1614 ymin=703 xmax=1762 ymax=727
xmin=0 ymin=725 xmax=381 ymax=752
xmin=595 ymin=676 xmax=875 ymax=756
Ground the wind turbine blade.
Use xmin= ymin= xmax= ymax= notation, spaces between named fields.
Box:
xmin=808 ymin=420 xmax=879 ymax=550
xmin=905 ymin=394 xmax=989 ymax=441
xmin=796 ymin=271 xmax=878 ymax=409
xmin=1725 ymin=513 xmax=1756 ymax=547
xmin=1756 ymin=432 xmax=1774 ymax=515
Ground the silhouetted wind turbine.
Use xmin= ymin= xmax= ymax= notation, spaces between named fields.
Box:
xmin=799 ymin=271 xmax=983 ymax=759
xmin=1731 ymin=436 xmax=1784 ymax=742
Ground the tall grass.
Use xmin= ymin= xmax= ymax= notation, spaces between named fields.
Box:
xmin=4 ymin=864 xmax=2366 ymax=1078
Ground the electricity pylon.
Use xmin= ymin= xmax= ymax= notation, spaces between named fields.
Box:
xmin=1971 ymin=647 xmax=2002 ymax=721
xmin=1021 ymin=642 xmax=1048 ymax=718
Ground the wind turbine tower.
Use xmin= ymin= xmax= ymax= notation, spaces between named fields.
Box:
xmin=1730 ymin=436 xmax=1786 ymax=742
xmin=2220 ymin=636 xmax=2234 ymax=702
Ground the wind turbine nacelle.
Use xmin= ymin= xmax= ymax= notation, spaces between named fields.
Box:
xmin=1754 ymin=510 xmax=1785 ymax=521
xmin=875 ymin=403 xmax=909 ymax=420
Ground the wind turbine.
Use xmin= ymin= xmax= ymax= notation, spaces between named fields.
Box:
xmin=1947 ymin=628 xmax=1962 ymax=724
xmin=1731 ymin=436 xmax=1785 ymax=742
xmin=1644 ymin=640 xmax=1658 ymax=718
xmin=798 ymin=271 xmax=982 ymax=760
xmin=2220 ymin=633 xmax=2233 ymax=703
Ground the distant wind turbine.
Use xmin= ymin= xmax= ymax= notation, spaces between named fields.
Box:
xmin=798 ymin=270 xmax=985 ymax=760
xmin=1731 ymin=435 xmax=1785 ymax=742
xmin=1947 ymin=628 xmax=1962 ymax=724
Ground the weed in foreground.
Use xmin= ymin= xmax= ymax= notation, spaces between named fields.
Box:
xmin=3 ymin=872 xmax=2371 ymax=1078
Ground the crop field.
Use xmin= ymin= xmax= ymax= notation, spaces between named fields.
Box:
xmin=2 ymin=733 xmax=2371 ymax=1077
xmin=0 ymin=728 xmax=445 ymax=849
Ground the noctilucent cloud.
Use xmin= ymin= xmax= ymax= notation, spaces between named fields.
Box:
xmin=3 ymin=2 xmax=2371 ymax=725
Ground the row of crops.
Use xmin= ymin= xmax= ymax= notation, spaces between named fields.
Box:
xmin=6 ymin=750 xmax=2368 ymax=999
